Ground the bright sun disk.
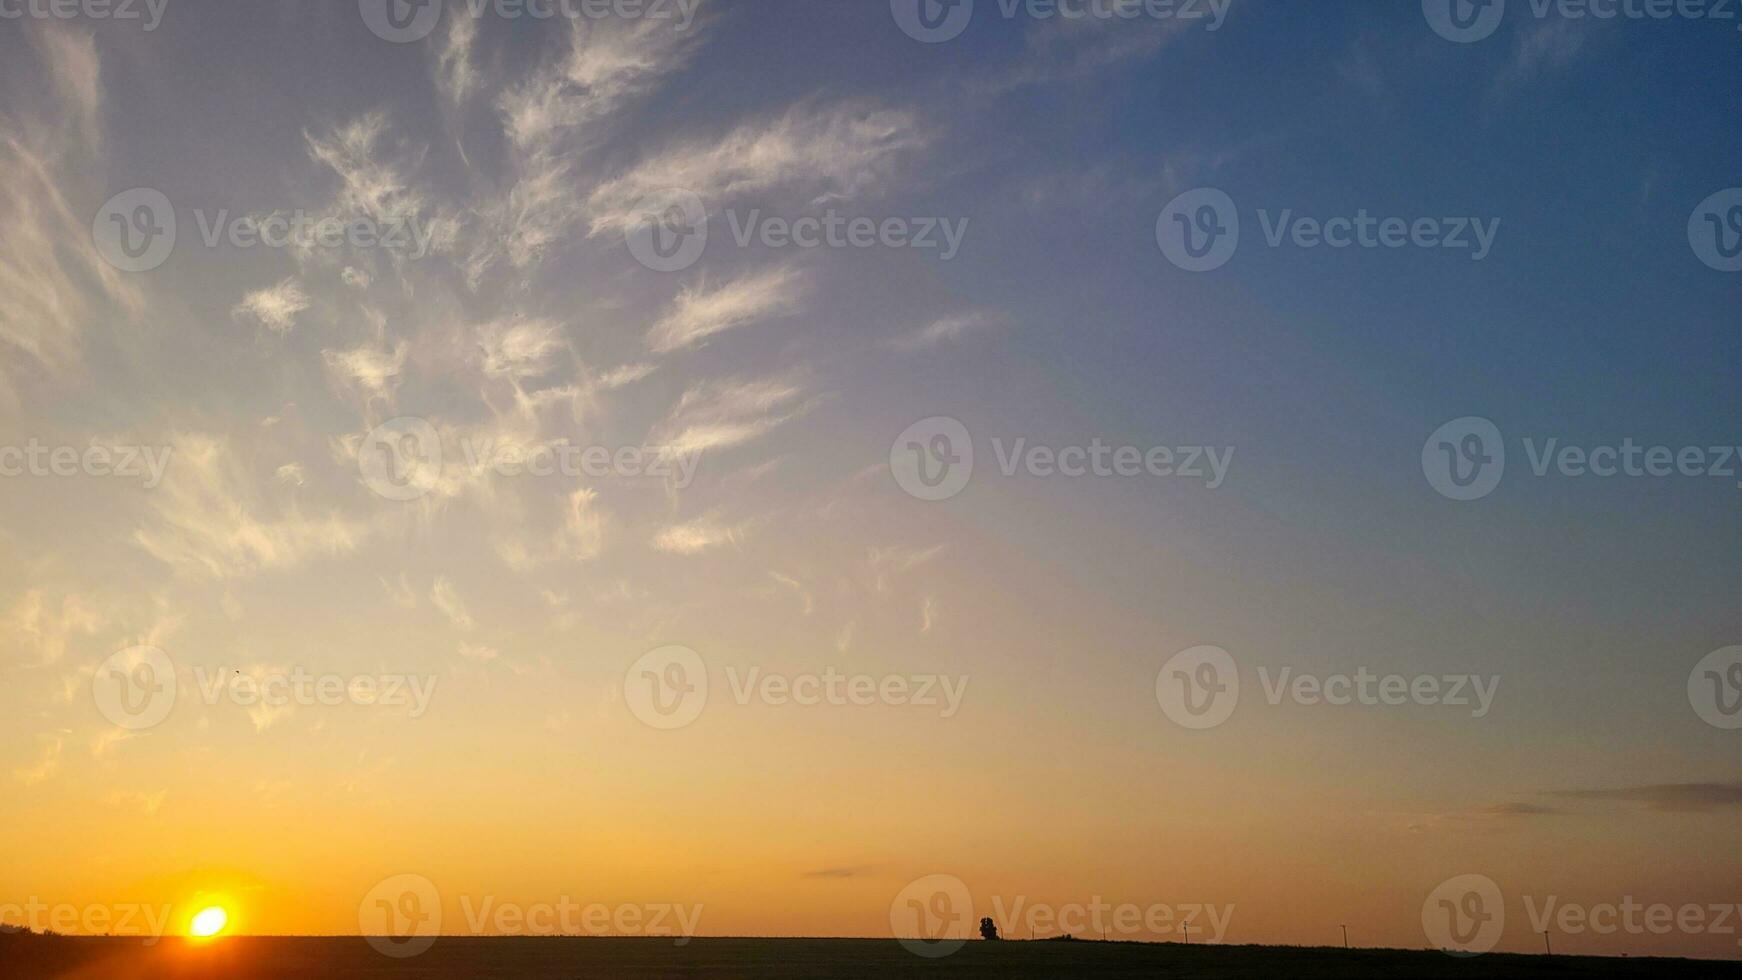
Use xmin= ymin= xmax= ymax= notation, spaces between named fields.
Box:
xmin=190 ymin=906 xmax=228 ymax=938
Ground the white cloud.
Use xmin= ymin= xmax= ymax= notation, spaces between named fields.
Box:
xmin=323 ymin=340 xmax=409 ymax=401
xmin=653 ymin=376 xmax=811 ymax=460
xmin=649 ymin=266 xmax=806 ymax=354
xmin=888 ymin=310 xmax=1003 ymax=352
xmin=652 ymin=513 xmax=743 ymax=555
xmin=565 ymin=489 xmax=605 ymax=559
xmin=588 ymin=103 xmax=924 ymax=236
xmin=478 ymin=318 xmax=566 ymax=380
xmin=133 ymin=434 xmax=365 ymax=578
xmin=233 ymin=278 xmax=311 ymax=335
xmin=431 ymin=576 xmax=475 ymax=631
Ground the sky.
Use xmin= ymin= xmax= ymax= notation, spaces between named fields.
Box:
xmin=2 ymin=0 xmax=1740 ymax=961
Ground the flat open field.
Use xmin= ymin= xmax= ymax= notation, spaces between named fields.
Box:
xmin=0 ymin=936 xmax=1728 ymax=979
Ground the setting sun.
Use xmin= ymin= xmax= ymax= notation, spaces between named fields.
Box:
xmin=189 ymin=906 xmax=229 ymax=939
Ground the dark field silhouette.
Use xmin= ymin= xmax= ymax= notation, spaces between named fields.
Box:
xmin=0 ymin=935 xmax=1724 ymax=979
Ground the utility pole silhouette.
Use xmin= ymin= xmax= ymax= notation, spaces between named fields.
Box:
xmin=1543 ymin=931 xmax=1553 ymax=956
xmin=1341 ymin=924 xmax=1349 ymax=949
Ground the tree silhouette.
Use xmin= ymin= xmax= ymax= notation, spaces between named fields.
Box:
xmin=979 ymin=917 xmax=1000 ymax=941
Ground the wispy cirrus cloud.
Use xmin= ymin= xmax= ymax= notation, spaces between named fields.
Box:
xmin=233 ymin=278 xmax=311 ymax=335
xmin=0 ymin=27 xmax=142 ymax=407
xmin=324 ymin=340 xmax=409 ymax=403
xmin=887 ymin=310 xmax=1003 ymax=353
xmin=653 ymin=376 xmax=813 ymax=460
xmin=134 ymin=435 xmax=365 ymax=579
xmin=649 ymin=266 xmax=807 ymax=354
xmin=587 ymin=103 xmax=925 ymax=235
xmin=652 ymin=513 xmax=744 ymax=555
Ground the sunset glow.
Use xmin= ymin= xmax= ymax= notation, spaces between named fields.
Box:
xmin=1 ymin=1 xmax=1739 ymax=975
